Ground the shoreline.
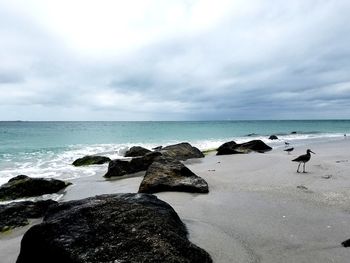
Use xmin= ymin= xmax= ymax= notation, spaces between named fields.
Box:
xmin=1 ymin=138 xmax=350 ymax=262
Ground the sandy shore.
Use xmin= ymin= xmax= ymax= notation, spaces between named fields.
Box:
xmin=1 ymin=138 xmax=350 ymax=262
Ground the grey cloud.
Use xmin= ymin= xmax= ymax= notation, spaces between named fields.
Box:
xmin=1 ymin=0 xmax=350 ymax=120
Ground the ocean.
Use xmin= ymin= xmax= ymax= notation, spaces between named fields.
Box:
xmin=0 ymin=120 xmax=349 ymax=188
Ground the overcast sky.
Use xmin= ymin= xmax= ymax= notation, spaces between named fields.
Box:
xmin=1 ymin=0 xmax=350 ymax=120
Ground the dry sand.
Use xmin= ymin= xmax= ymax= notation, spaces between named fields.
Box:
xmin=1 ymin=138 xmax=350 ymax=262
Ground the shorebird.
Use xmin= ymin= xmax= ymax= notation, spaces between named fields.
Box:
xmin=284 ymin=142 xmax=290 ymax=147
xmin=292 ymin=149 xmax=315 ymax=173
xmin=284 ymin=147 xmax=294 ymax=154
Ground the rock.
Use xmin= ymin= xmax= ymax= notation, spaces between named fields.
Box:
xmin=291 ymin=131 xmax=297 ymax=134
xmin=0 ymin=200 xmax=57 ymax=232
xmin=217 ymin=140 xmax=272 ymax=155
xmin=104 ymin=152 xmax=162 ymax=178
xmin=72 ymin=155 xmax=111 ymax=166
xmin=216 ymin=141 xmax=241 ymax=155
xmin=238 ymin=140 xmax=272 ymax=153
xmin=0 ymin=175 xmax=71 ymax=201
xmin=152 ymin=146 xmax=163 ymax=151
xmin=129 ymin=151 xmax=162 ymax=171
xmin=124 ymin=146 xmax=151 ymax=157
xmin=269 ymin=135 xmax=278 ymax=140
xmin=139 ymin=157 xmax=209 ymax=194
xmin=342 ymin=239 xmax=350 ymax=247
xmin=17 ymin=193 xmax=212 ymax=263
xmin=161 ymin=142 xmax=204 ymax=160
xmin=246 ymin=133 xmax=257 ymax=137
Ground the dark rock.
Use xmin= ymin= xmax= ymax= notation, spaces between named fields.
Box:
xmin=291 ymin=131 xmax=297 ymax=134
xmin=246 ymin=133 xmax=257 ymax=137
xmin=0 ymin=200 xmax=57 ymax=232
xmin=72 ymin=155 xmax=111 ymax=166
xmin=17 ymin=193 xmax=212 ymax=263
xmin=0 ymin=175 xmax=71 ymax=201
xmin=236 ymin=140 xmax=272 ymax=153
xmin=129 ymin=151 xmax=162 ymax=171
xmin=269 ymin=135 xmax=278 ymax=140
xmin=342 ymin=239 xmax=350 ymax=247
xmin=217 ymin=140 xmax=272 ymax=155
xmin=124 ymin=146 xmax=151 ymax=157
xmin=103 ymin=159 xmax=131 ymax=177
xmin=216 ymin=141 xmax=241 ymax=155
xmin=104 ymin=151 xmax=162 ymax=178
xmin=152 ymin=146 xmax=163 ymax=151
xmin=139 ymin=157 xmax=209 ymax=194
xmin=161 ymin=142 xmax=204 ymax=161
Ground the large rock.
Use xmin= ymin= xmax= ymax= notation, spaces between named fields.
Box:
xmin=17 ymin=194 xmax=212 ymax=263
xmin=124 ymin=146 xmax=152 ymax=157
xmin=217 ymin=140 xmax=272 ymax=155
xmin=268 ymin=135 xmax=278 ymax=140
xmin=0 ymin=200 xmax=57 ymax=232
xmin=72 ymin=155 xmax=111 ymax=166
xmin=161 ymin=142 xmax=204 ymax=161
xmin=139 ymin=157 xmax=209 ymax=194
xmin=104 ymin=151 xmax=162 ymax=178
xmin=0 ymin=175 xmax=71 ymax=201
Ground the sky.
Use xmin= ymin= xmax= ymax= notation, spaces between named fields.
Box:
xmin=1 ymin=0 xmax=350 ymax=121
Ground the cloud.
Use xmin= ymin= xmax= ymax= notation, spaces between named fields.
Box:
xmin=0 ymin=0 xmax=350 ymax=120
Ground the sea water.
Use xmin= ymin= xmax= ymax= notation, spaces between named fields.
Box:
xmin=0 ymin=120 xmax=349 ymax=186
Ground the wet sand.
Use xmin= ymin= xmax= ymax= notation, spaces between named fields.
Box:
xmin=1 ymin=138 xmax=350 ymax=262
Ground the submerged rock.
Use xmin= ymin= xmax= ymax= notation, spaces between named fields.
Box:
xmin=104 ymin=152 xmax=162 ymax=178
xmin=217 ymin=140 xmax=272 ymax=155
xmin=72 ymin=155 xmax=111 ymax=166
xmin=0 ymin=175 xmax=71 ymax=201
xmin=269 ymin=135 xmax=278 ymax=140
xmin=161 ymin=142 xmax=204 ymax=160
xmin=139 ymin=157 xmax=209 ymax=194
xmin=17 ymin=193 xmax=212 ymax=263
xmin=0 ymin=200 xmax=57 ymax=232
xmin=124 ymin=146 xmax=152 ymax=157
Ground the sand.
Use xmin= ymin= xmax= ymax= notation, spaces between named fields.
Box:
xmin=1 ymin=138 xmax=350 ymax=262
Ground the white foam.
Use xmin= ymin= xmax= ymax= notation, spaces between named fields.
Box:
xmin=0 ymin=133 xmax=345 ymax=185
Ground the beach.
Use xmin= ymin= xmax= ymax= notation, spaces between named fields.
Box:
xmin=1 ymin=137 xmax=350 ymax=262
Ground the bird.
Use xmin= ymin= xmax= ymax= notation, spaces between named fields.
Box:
xmin=292 ymin=149 xmax=315 ymax=173
xmin=284 ymin=147 xmax=294 ymax=154
xmin=284 ymin=142 xmax=290 ymax=147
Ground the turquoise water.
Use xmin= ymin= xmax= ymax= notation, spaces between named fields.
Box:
xmin=0 ymin=120 xmax=349 ymax=186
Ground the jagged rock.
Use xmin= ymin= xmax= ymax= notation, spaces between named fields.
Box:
xmin=217 ymin=140 xmax=272 ymax=155
xmin=124 ymin=146 xmax=152 ymax=157
xmin=72 ymin=155 xmax=111 ymax=166
xmin=0 ymin=175 xmax=71 ymax=201
xmin=0 ymin=200 xmax=57 ymax=232
xmin=161 ymin=142 xmax=204 ymax=160
xmin=104 ymin=152 xmax=162 ymax=178
xmin=139 ymin=157 xmax=209 ymax=194
xmin=269 ymin=135 xmax=278 ymax=140
xmin=17 ymin=194 xmax=212 ymax=263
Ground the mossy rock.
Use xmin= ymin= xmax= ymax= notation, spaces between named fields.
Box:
xmin=0 ymin=175 xmax=71 ymax=201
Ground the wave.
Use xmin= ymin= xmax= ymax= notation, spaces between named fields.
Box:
xmin=0 ymin=132 xmax=345 ymax=186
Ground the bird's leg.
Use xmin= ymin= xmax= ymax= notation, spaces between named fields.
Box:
xmin=297 ymin=163 xmax=301 ymax=173
xmin=303 ymin=163 xmax=307 ymax=173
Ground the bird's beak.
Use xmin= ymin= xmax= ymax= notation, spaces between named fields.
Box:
xmin=311 ymin=150 xmax=315 ymax=154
